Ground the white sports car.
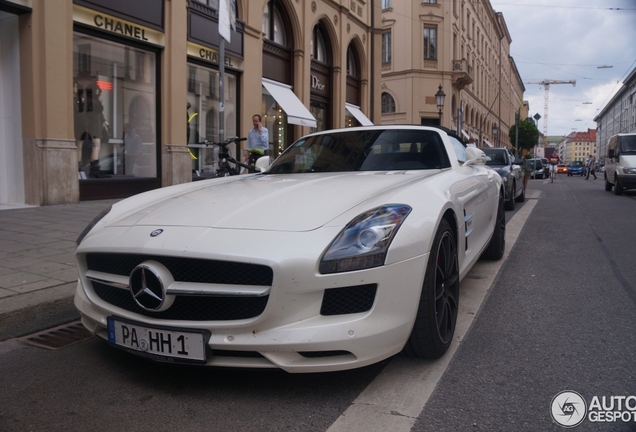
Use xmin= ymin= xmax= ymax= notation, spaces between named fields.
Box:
xmin=74 ymin=125 xmax=505 ymax=373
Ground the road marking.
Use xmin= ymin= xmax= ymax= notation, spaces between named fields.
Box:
xmin=327 ymin=195 xmax=540 ymax=432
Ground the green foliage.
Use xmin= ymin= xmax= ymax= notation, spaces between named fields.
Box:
xmin=508 ymin=119 xmax=539 ymax=151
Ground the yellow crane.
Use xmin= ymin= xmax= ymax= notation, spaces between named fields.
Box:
xmin=524 ymin=79 xmax=576 ymax=146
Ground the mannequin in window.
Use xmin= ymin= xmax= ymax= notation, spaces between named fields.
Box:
xmin=75 ymin=86 xmax=108 ymax=178
xmin=123 ymin=123 xmax=142 ymax=176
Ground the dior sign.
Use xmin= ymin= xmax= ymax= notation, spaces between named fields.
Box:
xmin=311 ymin=75 xmax=326 ymax=92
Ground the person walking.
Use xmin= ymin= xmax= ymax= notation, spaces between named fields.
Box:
xmin=586 ymin=154 xmax=597 ymax=180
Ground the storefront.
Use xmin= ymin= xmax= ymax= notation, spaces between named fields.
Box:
xmin=186 ymin=1 xmax=244 ymax=179
xmin=0 ymin=0 xmax=30 ymax=207
xmin=72 ymin=1 xmax=165 ymax=200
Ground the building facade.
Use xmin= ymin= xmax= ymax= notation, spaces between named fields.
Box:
xmin=558 ymin=129 xmax=597 ymax=165
xmin=379 ymin=0 xmax=524 ymax=149
xmin=593 ymin=67 xmax=636 ymax=164
xmin=0 ymin=0 xmax=381 ymax=206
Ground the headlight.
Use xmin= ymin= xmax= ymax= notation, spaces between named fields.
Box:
xmin=319 ymin=205 xmax=411 ymax=274
xmin=622 ymin=167 xmax=636 ymax=174
xmin=76 ymin=206 xmax=112 ymax=246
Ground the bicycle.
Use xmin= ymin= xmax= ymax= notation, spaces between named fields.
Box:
xmin=190 ymin=137 xmax=263 ymax=177
xmin=549 ymin=163 xmax=556 ymax=183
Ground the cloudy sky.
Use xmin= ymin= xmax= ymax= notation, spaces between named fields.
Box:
xmin=490 ymin=0 xmax=636 ymax=136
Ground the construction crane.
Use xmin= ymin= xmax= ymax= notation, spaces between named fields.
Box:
xmin=524 ymin=80 xmax=576 ymax=146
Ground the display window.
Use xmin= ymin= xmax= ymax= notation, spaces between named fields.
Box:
xmin=73 ymin=33 xmax=157 ymax=180
xmin=187 ymin=62 xmax=237 ymax=177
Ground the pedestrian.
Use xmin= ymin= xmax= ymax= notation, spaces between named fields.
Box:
xmin=466 ymin=137 xmax=477 ymax=148
xmin=247 ymin=114 xmax=269 ymax=154
xmin=586 ymin=154 xmax=597 ymax=179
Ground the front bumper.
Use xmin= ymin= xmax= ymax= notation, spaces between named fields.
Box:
xmin=74 ymin=226 xmax=429 ymax=373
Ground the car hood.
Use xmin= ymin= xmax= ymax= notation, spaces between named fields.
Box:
xmin=109 ymin=172 xmax=436 ymax=232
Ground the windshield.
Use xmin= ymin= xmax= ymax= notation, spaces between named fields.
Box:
xmin=483 ymin=150 xmax=508 ymax=166
xmin=266 ymin=129 xmax=451 ymax=174
xmin=569 ymin=161 xmax=583 ymax=167
xmin=620 ymin=135 xmax=636 ymax=155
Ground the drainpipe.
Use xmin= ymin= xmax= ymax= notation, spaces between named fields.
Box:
xmin=370 ymin=0 xmax=375 ymax=121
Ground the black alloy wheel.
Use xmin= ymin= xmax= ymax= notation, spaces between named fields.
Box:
xmin=404 ymin=219 xmax=459 ymax=359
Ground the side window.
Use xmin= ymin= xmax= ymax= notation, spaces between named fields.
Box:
xmin=448 ymin=136 xmax=467 ymax=163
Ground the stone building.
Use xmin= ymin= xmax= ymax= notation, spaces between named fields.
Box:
xmin=594 ymin=67 xmax=636 ymax=164
xmin=0 ymin=0 xmax=381 ymax=206
xmin=379 ymin=0 xmax=524 ymax=149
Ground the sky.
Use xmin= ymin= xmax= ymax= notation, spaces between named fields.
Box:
xmin=490 ymin=0 xmax=636 ymax=137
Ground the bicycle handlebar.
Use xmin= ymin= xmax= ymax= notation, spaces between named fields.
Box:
xmin=188 ymin=137 xmax=247 ymax=148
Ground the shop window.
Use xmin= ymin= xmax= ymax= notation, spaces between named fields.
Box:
xmin=382 ymin=93 xmax=396 ymax=114
xmin=187 ymin=62 xmax=238 ymax=176
xmin=73 ymin=33 xmax=157 ymax=180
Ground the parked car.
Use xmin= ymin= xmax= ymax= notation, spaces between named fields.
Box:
xmin=604 ymin=133 xmax=636 ymax=195
xmin=556 ymin=164 xmax=568 ymax=174
xmin=567 ymin=161 xmax=584 ymax=176
xmin=525 ymin=158 xmax=544 ymax=179
xmin=541 ymin=158 xmax=550 ymax=178
xmin=483 ymin=147 xmax=525 ymax=210
xmin=74 ymin=125 xmax=505 ymax=373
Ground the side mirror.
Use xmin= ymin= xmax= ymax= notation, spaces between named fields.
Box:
xmin=463 ymin=147 xmax=488 ymax=166
xmin=255 ymin=155 xmax=271 ymax=172
xmin=608 ymin=149 xmax=615 ymax=159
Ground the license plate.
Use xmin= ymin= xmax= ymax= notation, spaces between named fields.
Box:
xmin=107 ymin=317 xmax=206 ymax=363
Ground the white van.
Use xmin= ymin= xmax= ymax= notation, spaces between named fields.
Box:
xmin=605 ymin=133 xmax=636 ymax=195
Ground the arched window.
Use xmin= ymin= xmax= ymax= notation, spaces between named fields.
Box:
xmin=381 ymin=92 xmax=396 ymax=114
xmin=262 ymin=2 xmax=287 ymax=46
xmin=311 ymin=25 xmax=328 ymax=63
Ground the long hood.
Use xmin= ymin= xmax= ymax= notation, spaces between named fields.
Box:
xmin=109 ymin=172 xmax=436 ymax=232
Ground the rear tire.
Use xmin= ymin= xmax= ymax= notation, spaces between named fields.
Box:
xmin=404 ymin=219 xmax=459 ymax=359
xmin=481 ymin=190 xmax=506 ymax=261
xmin=516 ymin=184 xmax=525 ymax=202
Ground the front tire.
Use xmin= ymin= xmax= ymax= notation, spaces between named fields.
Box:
xmin=505 ymin=183 xmax=516 ymax=210
xmin=614 ymin=175 xmax=623 ymax=195
xmin=404 ymin=219 xmax=459 ymax=359
xmin=516 ymin=184 xmax=525 ymax=202
xmin=605 ymin=174 xmax=613 ymax=191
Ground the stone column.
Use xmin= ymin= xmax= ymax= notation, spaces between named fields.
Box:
xmin=20 ymin=0 xmax=78 ymax=205
xmin=161 ymin=0 xmax=191 ymax=186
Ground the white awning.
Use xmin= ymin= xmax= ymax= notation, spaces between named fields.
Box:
xmin=262 ymin=78 xmax=317 ymax=128
xmin=461 ymin=130 xmax=470 ymax=139
xmin=483 ymin=139 xmax=494 ymax=147
xmin=345 ymin=103 xmax=373 ymax=126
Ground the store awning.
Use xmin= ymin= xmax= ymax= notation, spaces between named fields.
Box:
xmin=345 ymin=103 xmax=373 ymax=126
xmin=483 ymin=139 xmax=494 ymax=147
xmin=262 ymin=78 xmax=317 ymax=128
xmin=461 ymin=130 xmax=470 ymax=140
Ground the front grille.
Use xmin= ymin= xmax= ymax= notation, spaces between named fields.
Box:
xmin=86 ymin=253 xmax=272 ymax=321
xmin=86 ymin=253 xmax=273 ymax=286
xmin=298 ymin=350 xmax=352 ymax=358
xmin=320 ymin=284 xmax=377 ymax=316
xmin=93 ymin=282 xmax=268 ymax=321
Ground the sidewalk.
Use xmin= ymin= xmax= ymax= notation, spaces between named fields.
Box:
xmin=0 ymin=199 xmax=119 ymax=341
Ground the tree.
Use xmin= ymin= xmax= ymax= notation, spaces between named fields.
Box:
xmin=508 ymin=119 xmax=539 ymax=153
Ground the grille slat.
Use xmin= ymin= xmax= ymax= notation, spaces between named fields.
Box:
xmin=86 ymin=253 xmax=273 ymax=286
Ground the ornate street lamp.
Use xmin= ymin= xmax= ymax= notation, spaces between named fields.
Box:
xmin=492 ymin=123 xmax=498 ymax=147
xmin=435 ymin=84 xmax=446 ymax=123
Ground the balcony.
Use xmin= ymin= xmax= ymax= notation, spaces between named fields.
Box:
xmin=452 ymin=59 xmax=473 ymax=90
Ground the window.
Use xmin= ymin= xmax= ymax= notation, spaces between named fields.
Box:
xmin=422 ymin=0 xmax=437 ymax=3
xmin=381 ymin=93 xmax=396 ymax=114
xmin=346 ymin=46 xmax=357 ymax=77
xmin=262 ymin=2 xmax=287 ymax=46
xmin=73 ymin=33 xmax=157 ymax=179
xmin=424 ymin=27 xmax=437 ymax=60
xmin=311 ymin=25 xmax=328 ymax=63
xmin=382 ymin=0 xmax=391 ymax=9
xmin=192 ymin=0 xmax=219 ymax=8
xmin=382 ymin=31 xmax=392 ymax=64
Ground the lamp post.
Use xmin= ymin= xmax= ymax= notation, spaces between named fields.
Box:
xmin=492 ymin=123 xmax=498 ymax=147
xmin=435 ymin=84 xmax=446 ymax=124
